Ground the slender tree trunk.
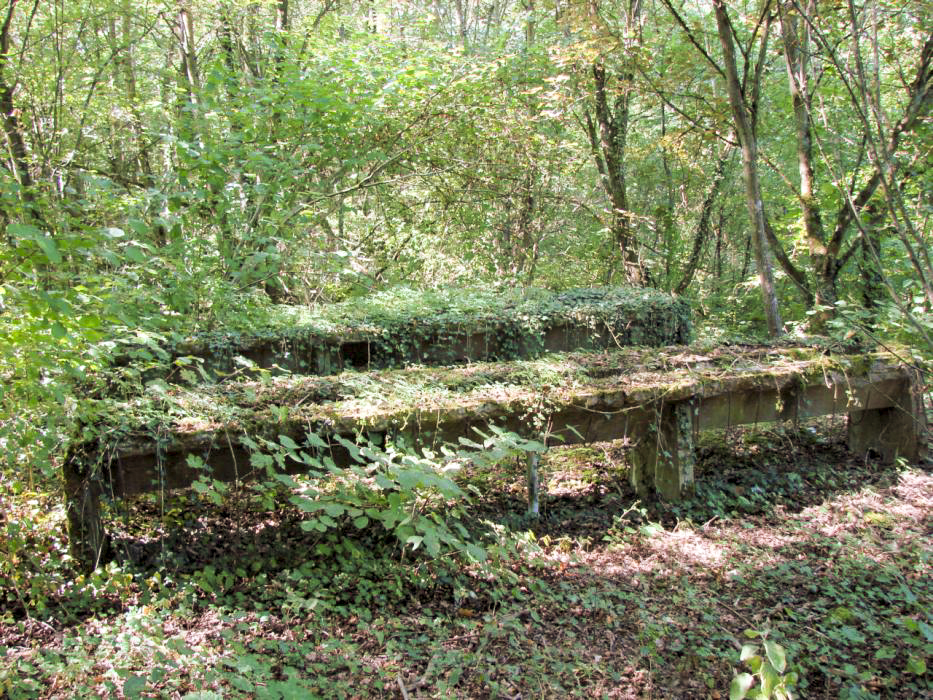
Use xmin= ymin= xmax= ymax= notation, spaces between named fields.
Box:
xmin=659 ymin=103 xmax=677 ymax=284
xmin=780 ymin=0 xmax=834 ymax=327
xmin=177 ymin=2 xmax=199 ymax=99
xmin=522 ymin=0 xmax=535 ymax=48
xmin=586 ymin=61 xmax=644 ymax=286
xmin=859 ymin=202 xmax=885 ymax=326
xmin=674 ymin=146 xmax=732 ymax=295
xmin=0 ymin=0 xmax=43 ymax=227
xmin=713 ymin=0 xmax=783 ymax=336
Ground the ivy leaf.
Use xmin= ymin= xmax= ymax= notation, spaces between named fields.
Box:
xmin=874 ymin=646 xmax=896 ymax=660
xmin=123 ymin=675 xmax=147 ymax=698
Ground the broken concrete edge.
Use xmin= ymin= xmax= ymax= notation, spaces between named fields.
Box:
xmin=105 ymin=287 xmax=693 ymax=381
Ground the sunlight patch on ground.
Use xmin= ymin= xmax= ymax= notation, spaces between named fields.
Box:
xmin=585 ymin=527 xmax=732 ymax=577
xmin=715 ymin=523 xmax=801 ymax=555
xmin=799 ymin=468 xmax=931 ymax=541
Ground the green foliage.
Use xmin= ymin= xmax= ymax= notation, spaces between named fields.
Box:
xmin=121 ymin=285 xmax=692 ymax=381
xmin=0 ymin=0 xmax=930 ymax=695
xmin=731 ymin=631 xmax=798 ymax=700
xmin=258 ymin=431 xmax=487 ymax=562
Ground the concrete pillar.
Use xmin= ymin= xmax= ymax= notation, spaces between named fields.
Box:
xmin=63 ymin=455 xmax=108 ymax=572
xmin=630 ymin=402 xmax=696 ymax=501
xmin=848 ymin=374 xmax=927 ymax=463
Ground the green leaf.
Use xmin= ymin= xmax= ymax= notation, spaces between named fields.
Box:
xmin=291 ymin=496 xmax=322 ymax=513
xmin=250 ymin=453 xmax=274 ymax=470
xmin=397 ymin=469 xmax=425 ymax=491
xmin=50 ymin=321 xmax=67 ymax=339
xmin=740 ymin=644 xmax=759 ymax=662
xmin=8 ymin=222 xmax=42 ymax=239
xmin=764 ymin=640 xmax=787 ymax=673
xmin=124 ymin=245 xmax=147 ymax=263
xmin=279 ymin=435 xmax=300 ymax=451
xmin=353 ymin=516 xmax=369 ymax=529
xmin=730 ymin=672 xmax=754 ymax=700
xmin=35 ymin=235 xmax=62 ymax=264
xmin=423 ymin=530 xmax=440 ymax=556
xmin=760 ymin=662 xmax=779 ymax=695
xmin=123 ymin=675 xmax=147 ymax=698
xmin=305 ymin=433 xmax=329 ymax=449
xmin=874 ymin=646 xmax=896 ymax=660
xmin=465 ymin=543 xmax=487 ymax=562
xmin=9 ymin=222 xmax=62 ymax=263
xmin=323 ymin=502 xmax=345 ymax=517
xmin=906 ymin=656 xmax=926 ymax=675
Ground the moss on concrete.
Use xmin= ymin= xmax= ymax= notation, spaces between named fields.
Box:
xmin=115 ymin=287 xmax=692 ymax=381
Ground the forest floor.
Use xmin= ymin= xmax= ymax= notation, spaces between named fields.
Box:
xmin=2 ymin=418 xmax=931 ymax=699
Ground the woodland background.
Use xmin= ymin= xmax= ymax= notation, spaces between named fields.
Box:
xmin=0 ymin=0 xmax=930 ymax=697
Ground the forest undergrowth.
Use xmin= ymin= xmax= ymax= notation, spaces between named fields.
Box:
xmin=1 ymin=418 xmax=930 ymax=699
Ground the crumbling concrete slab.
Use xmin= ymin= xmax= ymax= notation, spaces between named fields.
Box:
xmin=64 ymin=346 xmax=927 ymax=569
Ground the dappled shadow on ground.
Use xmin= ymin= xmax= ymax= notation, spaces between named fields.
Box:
xmin=109 ymin=418 xmax=899 ymax=577
xmin=6 ymin=419 xmax=930 ymax=698
xmin=468 ymin=416 xmax=913 ymax=540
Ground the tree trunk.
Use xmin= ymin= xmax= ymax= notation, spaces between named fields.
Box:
xmin=713 ymin=0 xmax=783 ymax=337
xmin=177 ymin=2 xmax=200 ymax=99
xmin=858 ymin=202 xmax=885 ymax=326
xmin=779 ymin=0 xmax=834 ymax=327
xmin=674 ymin=146 xmax=732 ymax=295
xmin=0 ymin=0 xmax=44 ymax=227
xmin=586 ymin=61 xmax=644 ymax=286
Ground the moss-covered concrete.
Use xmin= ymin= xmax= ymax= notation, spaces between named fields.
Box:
xmin=115 ymin=287 xmax=693 ymax=381
xmin=69 ymin=345 xmax=921 ymax=489
xmin=65 ymin=343 xmax=926 ymax=569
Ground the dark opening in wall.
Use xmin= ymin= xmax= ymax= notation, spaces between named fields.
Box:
xmin=341 ymin=341 xmax=371 ymax=370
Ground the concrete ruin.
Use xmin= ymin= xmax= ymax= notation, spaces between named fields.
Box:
xmin=65 ymin=345 xmax=927 ymax=569
xmin=116 ymin=287 xmax=692 ymax=380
